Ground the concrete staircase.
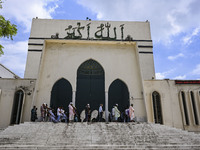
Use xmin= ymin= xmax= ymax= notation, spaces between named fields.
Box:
xmin=0 ymin=122 xmax=200 ymax=149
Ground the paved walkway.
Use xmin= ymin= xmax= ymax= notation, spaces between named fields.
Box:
xmin=0 ymin=122 xmax=200 ymax=149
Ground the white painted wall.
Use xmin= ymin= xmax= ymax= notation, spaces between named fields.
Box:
xmin=33 ymin=40 xmax=147 ymax=121
xmin=29 ymin=19 xmax=152 ymax=40
xmin=0 ymin=79 xmax=36 ymax=128
xmin=24 ymin=52 xmax=42 ymax=78
xmin=144 ymin=80 xmax=200 ymax=131
xmin=25 ymin=19 xmax=154 ymax=80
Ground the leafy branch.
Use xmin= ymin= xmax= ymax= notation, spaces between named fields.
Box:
xmin=0 ymin=0 xmax=17 ymax=56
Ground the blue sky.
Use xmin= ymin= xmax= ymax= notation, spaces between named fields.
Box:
xmin=0 ymin=0 xmax=200 ymax=79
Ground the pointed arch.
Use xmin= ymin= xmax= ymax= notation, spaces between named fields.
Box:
xmin=108 ymin=79 xmax=130 ymax=112
xmin=77 ymin=59 xmax=104 ymax=75
xmin=76 ymin=59 xmax=105 ymax=114
xmin=180 ymin=91 xmax=189 ymax=125
xmin=10 ymin=89 xmax=25 ymax=125
xmin=190 ymin=91 xmax=199 ymax=125
xmin=50 ymin=78 xmax=72 ymax=112
xmin=152 ymin=91 xmax=163 ymax=124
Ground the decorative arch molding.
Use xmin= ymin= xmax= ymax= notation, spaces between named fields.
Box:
xmin=198 ymin=90 xmax=200 ymax=100
xmin=106 ymin=78 xmax=130 ymax=92
xmin=10 ymin=88 xmax=26 ymax=125
xmin=108 ymin=79 xmax=130 ymax=112
xmin=198 ymin=90 xmax=200 ymax=113
xmin=151 ymin=91 xmax=163 ymax=124
xmin=110 ymin=78 xmax=129 ymax=90
xmin=50 ymin=78 xmax=73 ymax=112
xmin=77 ymin=58 xmax=105 ymax=76
xmin=53 ymin=77 xmax=73 ymax=87
xmin=179 ymin=91 xmax=189 ymax=126
xmin=189 ymin=91 xmax=199 ymax=125
xmin=198 ymin=90 xmax=200 ymax=97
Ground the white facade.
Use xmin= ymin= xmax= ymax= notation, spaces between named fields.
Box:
xmin=33 ymin=40 xmax=146 ymax=121
xmin=25 ymin=19 xmax=155 ymax=80
xmin=0 ymin=19 xmax=199 ymax=132
xmin=25 ymin=19 xmax=155 ymax=122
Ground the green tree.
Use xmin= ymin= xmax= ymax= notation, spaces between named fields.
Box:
xmin=0 ymin=0 xmax=17 ymax=55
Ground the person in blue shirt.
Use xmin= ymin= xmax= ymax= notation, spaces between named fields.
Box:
xmin=98 ymin=104 xmax=103 ymax=122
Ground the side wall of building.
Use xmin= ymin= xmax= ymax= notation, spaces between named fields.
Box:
xmin=144 ymin=80 xmax=200 ymax=132
xmin=0 ymin=79 xmax=36 ymax=128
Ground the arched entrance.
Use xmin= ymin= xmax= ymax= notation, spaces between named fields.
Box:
xmin=50 ymin=78 xmax=72 ymax=112
xmin=108 ymin=79 xmax=130 ymax=112
xmin=152 ymin=91 xmax=163 ymax=124
xmin=76 ymin=59 xmax=105 ymax=114
xmin=10 ymin=90 xmax=25 ymax=125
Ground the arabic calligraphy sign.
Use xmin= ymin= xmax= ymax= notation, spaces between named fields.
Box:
xmin=65 ymin=22 xmax=124 ymax=40
xmin=60 ymin=22 xmax=126 ymax=41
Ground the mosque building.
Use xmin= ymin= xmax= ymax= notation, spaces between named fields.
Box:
xmin=0 ymin=18 xmax=199 ymax=132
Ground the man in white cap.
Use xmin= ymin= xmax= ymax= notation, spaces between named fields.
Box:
xmin=68 ymin=102 xmax=74 ymax=123
xmin=114 ymin=104 xmax=120 ymax=121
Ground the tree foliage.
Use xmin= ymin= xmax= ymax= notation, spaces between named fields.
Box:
xmin=0 ymin=0 xmax=17 ymax=55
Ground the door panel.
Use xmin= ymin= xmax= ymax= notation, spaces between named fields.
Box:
xmin=76 ymin=59 xmax=105 ymax=114
xmin=50 ymin=78 xmax=72 ymax=112
xmin=108 ymin=79 xmax=129 ymax=112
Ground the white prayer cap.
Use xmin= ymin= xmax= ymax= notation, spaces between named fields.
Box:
xmin=116 ymin=104 xmax=118 ymax=106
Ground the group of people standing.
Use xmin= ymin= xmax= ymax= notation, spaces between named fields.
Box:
xmin=111 ymin=104 xmax=135 ymax=122
xmin=31 ymin=102 xmax=135 ymax=123
xmin=84 ymin=104 xmax=104 ymax=122
xmin=38 ymin=102 xmax=78 ymax=123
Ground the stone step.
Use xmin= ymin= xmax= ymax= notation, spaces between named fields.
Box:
xmin=0 ymin=145 xmax=200 ymax=150
xmin=0 ymin=122 xmax=200 ymax=150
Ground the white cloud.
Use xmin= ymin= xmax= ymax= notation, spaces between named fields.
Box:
xmin=192 ymin=64 xmax=200 ymax=75
xmin=168 ymin=53 xmax=184 ymax=60
xmin=0 ymin=40 xmax=28 ymax=77
xmin=155 ymin=69 xmax=175 ymax=79
xmin=0 ymin=0 xmax=59 ymax=32
xmin=182 ymin=27 xmax=200 ymax=45
xmin=173 ymin=75 xmax=186 ymax=79
xmin=155 ymin=73 xmax=166 ymax=79
xmin=75 ymin=0 xmax=200 ymax=43
xmin=0 ymin=0 xmax=59 ymax=77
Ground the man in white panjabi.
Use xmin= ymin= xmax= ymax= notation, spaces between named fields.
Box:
xmin=56 ymin=107 xmax=62 ymax=122
xmin=114 ymin=104 xmax=120 ymax=121
xmin=68 ymin=102 xmax=74 ymax=122
xmin=129 ymin=104 xmax=135 ymax=122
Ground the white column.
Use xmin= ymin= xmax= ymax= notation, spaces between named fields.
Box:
xmin=105 ymin=91 xmax=108 ymax=122
xmin=72 ymin=91 xmax=76 ymax=106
